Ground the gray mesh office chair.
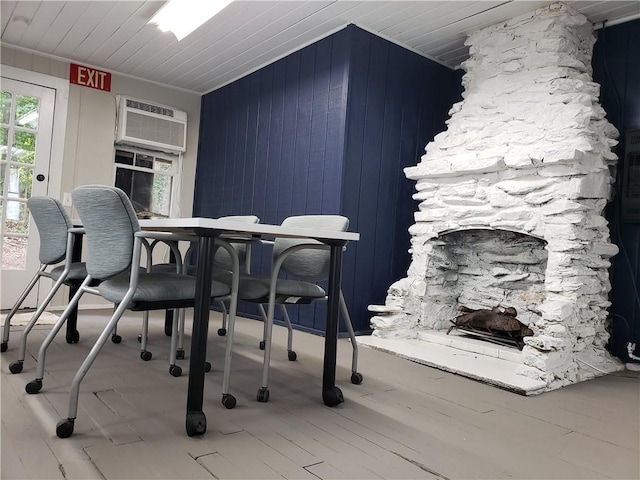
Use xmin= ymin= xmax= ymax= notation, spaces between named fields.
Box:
xmin=2 ymin=197 xmax=89 ymax=373
xmin=23 ymin=185 xmax=232 ymax=439
xmin=211 ymin=215 xmax=260 ymax=336
xmin=228 ymin=215 xmax=362 ymax=404
xmin=139 ymin=215 xmax=260 ymax=377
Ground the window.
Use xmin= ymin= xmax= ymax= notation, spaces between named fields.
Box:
xmin=114 ymin=148 xmax=178 ymax=218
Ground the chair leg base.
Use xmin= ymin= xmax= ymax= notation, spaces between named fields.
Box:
xmin=350 ymin=372 xmax=363 ymax=385
xmin=1 ymin=342 xmax=7 ymax=353
xmin=9 ymin=360 xmax=23 ymax=374
xmin=25 ymin=379 xmax=43 ymax=395
xmin=56 ymin=418 xmax=75 ymax=438
xmin=221 ymin=393 xmax=236 ymax=409
xmin=256 ymin=387 xmax=269 ymax=403
xmin=169 ymin=364 xmax=182 ymax=377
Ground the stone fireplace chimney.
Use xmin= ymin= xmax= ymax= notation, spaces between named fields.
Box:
xmin=369 ymin=3 xmax=623 ymax=393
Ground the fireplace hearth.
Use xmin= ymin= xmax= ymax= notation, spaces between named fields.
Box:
xmin=364 ymin=2 xmax=624 ymax=393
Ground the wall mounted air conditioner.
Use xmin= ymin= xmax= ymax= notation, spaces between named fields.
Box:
xmin=115 ymin=96 xmax=187 ymax=153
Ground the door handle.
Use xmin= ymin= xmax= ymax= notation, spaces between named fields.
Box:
xmin=36 ymin=174 xmax=46 ymax=182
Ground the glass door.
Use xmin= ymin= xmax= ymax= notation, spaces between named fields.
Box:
xmin=1 ymin=78 xmax=55 ymax=309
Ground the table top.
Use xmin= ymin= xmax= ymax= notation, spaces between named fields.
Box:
xmin=139 ymin=217 xmax=359 ymax=243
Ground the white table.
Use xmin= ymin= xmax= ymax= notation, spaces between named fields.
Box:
xmin=139 ymin=217 xmax=359 ymax=437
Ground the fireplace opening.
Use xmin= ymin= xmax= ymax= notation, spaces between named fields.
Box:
xmin=420 ymin=228 xmax=548 ymax=350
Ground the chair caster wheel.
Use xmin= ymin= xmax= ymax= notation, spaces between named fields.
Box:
xmin=217 ymin=328 xmax=227 ymax=336
xmin=186 ymin=411 xmax=206 ymax=437
xmin=205 ymin=362 xmax=212 ymax=373
xmin=256 ymin=387 xmax=269 ymax=403
xmin=169 ymin=365 xmax=182 ymax=377
xmin=56 ymin=418 xmax=74 ymax=438
xmin=221 ymin=394 xmax=236 ymax=409
xmin=1 ymin=342 xmax=7 ymax=353
xmin=140 ymin=351 xmax=152 ymax=361
xmin=66 ymin=330 xmax=80 ymax=344
xmin=350 ymin=372 xmax=363 ymax=385
xmin=322 ymin=386 xmax=344 ymax=407
xmin=287 ymin=350 xmax=297 ymax=361
xmin=9 ymin=361 xmax=23 ymax=374
xmin=111 ymin=334 xmax=122 ymax=344
xmin=259 ymin=341 xmax=265 ymax=350
xmin=25 ymin=379 xmax=43 ymax=395
xmin=176 ymin=349 xmax=185 ymax=360
xmin=137 ymin=334 xmax=142 ymax=343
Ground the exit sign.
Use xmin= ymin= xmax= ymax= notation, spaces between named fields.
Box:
xmin=70 ymin=63 xmax=111 ymax=92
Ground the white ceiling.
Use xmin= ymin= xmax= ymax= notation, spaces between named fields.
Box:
xmin=2 ymin=1 xmax=639 ymax=95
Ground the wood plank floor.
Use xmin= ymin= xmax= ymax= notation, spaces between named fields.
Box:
xmin=1 ymin=309 xmax=639 ymax=480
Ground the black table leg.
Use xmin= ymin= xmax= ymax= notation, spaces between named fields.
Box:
xmin=185 ymin=235 xmax=214 ymax=437
xmin=322 ymin=242 xmax=345 ymax=407
xmin=65 ymin=231 xmax=82 ymax=344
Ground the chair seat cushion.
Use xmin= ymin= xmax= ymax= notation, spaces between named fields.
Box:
xmin=216 ymin=273 xmax=326 ymax=302
xmin=50 ymin=262 xmax=88 ymax=282
xmin=98 ymin=272 xmax=230 ymax=306
xmin=151 ymin=263 xmax=197 ymax=275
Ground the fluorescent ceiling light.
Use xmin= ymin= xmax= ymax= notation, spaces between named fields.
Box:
xmin=148 ymin=0 xmax=233 ymax=41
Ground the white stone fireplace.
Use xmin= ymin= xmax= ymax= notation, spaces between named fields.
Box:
xmin=365 ymin=3 xmax=625 ymax=394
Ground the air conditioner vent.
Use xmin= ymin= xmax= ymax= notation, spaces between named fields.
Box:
xmin=116 ymin=96 xmax=187 ymax=153
xmin=126 ymin=99 xmax=175 ymax=118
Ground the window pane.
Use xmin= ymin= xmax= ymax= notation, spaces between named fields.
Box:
xmin=12 ymin=131 xmax=36 ymax=165
xmin=136 ymin=153 xmax=153 ymax=169
xmin=151 ymin=174 xmax=172 ymax=217
xmin=114 ymin=149 xmax=174 ymax=219
xmin=154 ymin=157 xmax=173 ymax=173
xmin=15 ymin=95 xmax=39 ymax=129
xmin=115 ymin=149 xmax=134 ymax=165
xmin=4 ymin=200 xmax=29 ymax=234
xmin=2 ymin=236 xmax=27 ymax=270
xmin=0 ymin=91 xmax=11 ymax=125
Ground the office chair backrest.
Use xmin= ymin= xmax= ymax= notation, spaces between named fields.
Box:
xmin=213 ymin=215 xmax=260 ymax=270
xmin=27 ymin=196 xmax=74 ymax=265
xmin=72 ymin=185 xmax=140 ymax=280
xmin=275 ymin=215 xmax=349 ymax=282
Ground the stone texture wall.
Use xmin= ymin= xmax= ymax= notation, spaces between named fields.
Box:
xmin=371 ymin=3 xmax=621 ymax=390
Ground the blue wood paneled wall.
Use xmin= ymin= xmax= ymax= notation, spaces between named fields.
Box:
xmin=593 ymin=19 xmax=640 ymax=362
xmin=194 ymin=25 xmax=459 ymax=335
xmin=340 ymin=26 xmax=460 ymax=334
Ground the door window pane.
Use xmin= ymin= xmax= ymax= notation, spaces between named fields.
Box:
xmin=4 ymin=200 xmax=29 ymax=234
xmin=12 ymin=131 xmax=36 ymax=164
xmin=0 ymin=91 xmax=11 ymax=125
xmin=8 ymin=165 xmax=33 ymax=199
xmin=1 ymin=236 xmax=27 ymax=270
xmin=14 ymin=95 xmax=39 ymax=129
xmin=0 ymin=127 xmax=7 ymax=162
